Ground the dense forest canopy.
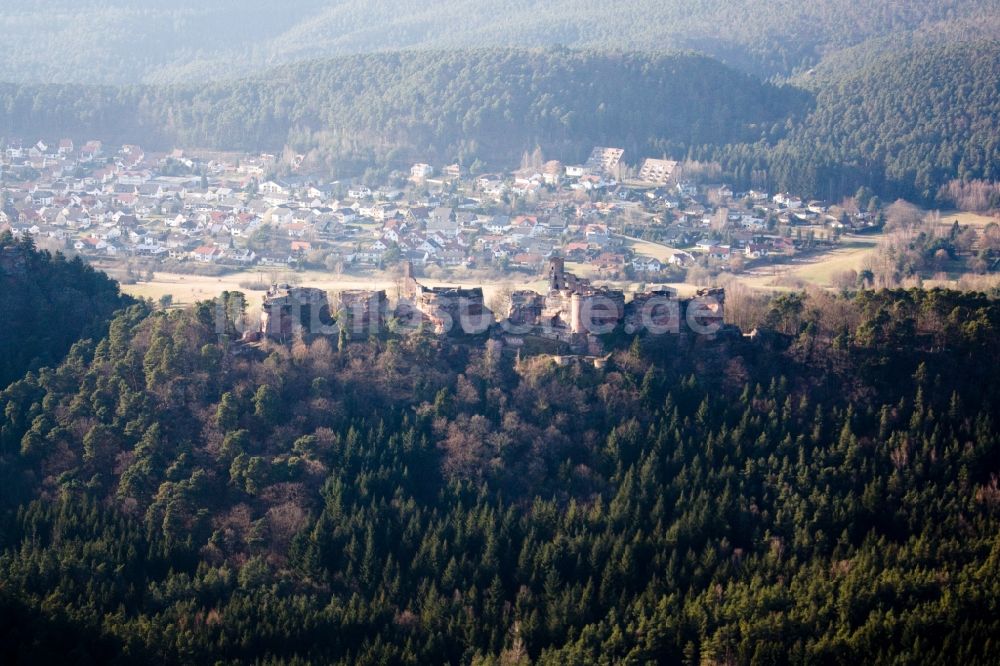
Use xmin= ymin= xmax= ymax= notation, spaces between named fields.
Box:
xmin=711 ymin=40 xmax=1000 ymax=203
xmin=802 ymin=41 xmax=1000 ymax=194
xmin=1 ymin=281 xmax=1000 ymax=663
xmin=0 ymin=232 xmax=131 ymax=389
xmin=0 ymin=0 xmax=996 ymax=83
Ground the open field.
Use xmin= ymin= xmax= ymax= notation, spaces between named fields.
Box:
xmin=934 ymin=211 xmax=999 ymax=228
xmin=621 ymin=237 xmax=686 ymax=262
xmin=783 ymin=237 xmax=879 ymax=285
xmin=119 ymin=270 xmax=396 ymax=306
xmin=117 ymin=265 xmax=706 ymax=315
xmin=737 ymin=234 xmax=880 ymax=290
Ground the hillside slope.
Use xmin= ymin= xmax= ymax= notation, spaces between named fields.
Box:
xmin=0 ymin=232 xmax=133 ymax=388
xmin=720 ymin=40 xmax=1000 ymax=201
xmin=1 ymin=290 xmax=1000 ymax=662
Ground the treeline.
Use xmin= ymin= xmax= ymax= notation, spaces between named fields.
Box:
xmin=1 ymin=286 xmax=1000 ymax=663
xmin=0 ymin=231 xmax=131 ymax=388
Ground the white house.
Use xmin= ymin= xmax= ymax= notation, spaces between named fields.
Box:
xmin=410 ymin=163 xmax=434 ymax=180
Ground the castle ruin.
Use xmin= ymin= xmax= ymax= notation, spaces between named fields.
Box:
xmin=506 ymin=258 xmax=724 ymax=343
xmin=258 ymin=260 xmax=724 ymax=346
xmin=332 ymin=289 xmax=390 ymax=337
xmin=260 ymin=284 xmax=332 ymax=340
xmin=399 ymin=261 xmax=493 ymax=334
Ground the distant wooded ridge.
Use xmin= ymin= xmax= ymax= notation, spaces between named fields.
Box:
xmin=0 ymin=42 xmax=997 ymax=204
xmin=0 ymin=0 xmax=996 ymax=83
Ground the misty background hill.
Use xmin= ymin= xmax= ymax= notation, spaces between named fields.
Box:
xmin=2 ymin=0 xmax=998 ymax=84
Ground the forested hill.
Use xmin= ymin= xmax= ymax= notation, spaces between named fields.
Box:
xmin=791 ymin=18 xmax=1000 ymax=86
xmin=0 ymin=49 xmax=808 ymax=170
xmin=770 ymin=40 xmax=1000 ymax=201
xmin=0 ymin=232 xmax=131 ymax=389
xmin=696 ymin=39 xmax=1000 ymax=203
xmin=1 ymin=289 xmax=1000 ymax=663
xmin=0 ymin=0 xmax=996 ymax=83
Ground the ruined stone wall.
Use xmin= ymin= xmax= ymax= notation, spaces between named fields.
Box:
xmin=333 ymin=289 xmax=389 ymax=336
xmin=413 ymin=286 xmax=492 ymax=334
xmin=261 ymin=285 xmax=331 ymax=340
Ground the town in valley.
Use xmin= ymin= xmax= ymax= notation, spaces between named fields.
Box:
xmin=1 ymin=141 xmax=897 ymax=292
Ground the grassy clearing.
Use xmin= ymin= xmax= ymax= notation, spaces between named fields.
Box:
xmin=933 ymin=211 xmax=998 ymax=228
xmin=121 ymin=266 xmax=701 ymax=315
xmin=621 ymin=237 xmax=685 ymax=262
xmin=736 ymin=235 xmax=880 ymax=291
xmin=787 ymin=238 xmax=878 ymax=286
xmin=120 ymin=272 xmax=395 ymax=305
xmin=116 ymin=221 xmax=999 ymax=308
